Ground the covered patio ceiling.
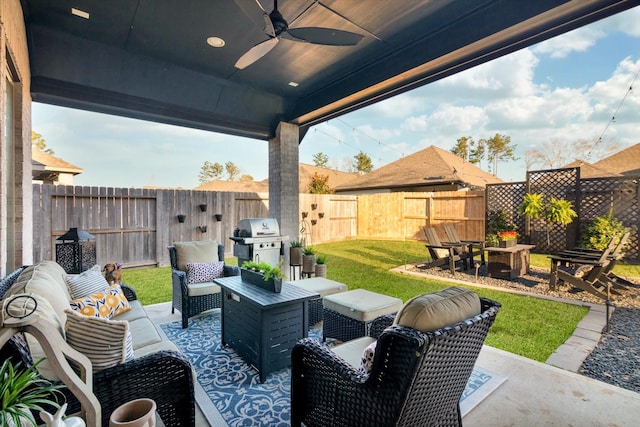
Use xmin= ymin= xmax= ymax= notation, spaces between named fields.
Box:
xmin=21 ymin=0 xmax=640 ymax=141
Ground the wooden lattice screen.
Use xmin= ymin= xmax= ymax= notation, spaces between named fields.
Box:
xmin=486 ymin=168 xmax=640 ymax=262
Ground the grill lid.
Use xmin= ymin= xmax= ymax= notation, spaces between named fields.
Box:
xmin=235 ymin=218 xmax=280 ymax=237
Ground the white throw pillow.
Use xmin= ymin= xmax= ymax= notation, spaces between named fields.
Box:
xmin=64 ymin=309 xmax=134 ymax=372
xmin=66 ymin=265 xmax=110 ymax=299
xmin=359 ymin=340 xmax=377 ymax=374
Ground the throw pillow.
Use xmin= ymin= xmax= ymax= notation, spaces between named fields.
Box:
xmin=173 ymin=240 xmax=219 ymax=271
xmin=393 ymin=286 xmax=481 ymax=332
xmin=64 ymin=309 xmax=135 ymax=372
xmin=69 ymin=283 xmax=131 ymax=319
xmin=359 ymin=340 xmax=377 ymax=374
xmin=186 ymin=261 xmax=225 ymax=284
xmin=66 ymin=264 xmax=110 ymax=299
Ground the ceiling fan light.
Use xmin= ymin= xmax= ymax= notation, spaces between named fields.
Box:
xmin=71 ymin=8 xmax=90 ymax=19
xmin=207 ymin=36 xmax=226 ymax=48
xmin=288 ymin=82 xmax=299 ymax=87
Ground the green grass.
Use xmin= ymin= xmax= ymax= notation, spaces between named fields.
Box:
xmin=122 ymin=240 xmax=598 ymax=363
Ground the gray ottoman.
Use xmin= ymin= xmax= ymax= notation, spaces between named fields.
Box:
xmin=323 ymin=289 xmax=403 ymax=342
xmin=288 ymin=277 xmax=348 ymax=326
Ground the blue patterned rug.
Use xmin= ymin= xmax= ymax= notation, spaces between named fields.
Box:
xmin=160 ymin=310 xmax=505 ymax=426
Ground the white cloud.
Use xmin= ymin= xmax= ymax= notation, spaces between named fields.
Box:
xmin=533 ymin=26 xmax=605 ymax=58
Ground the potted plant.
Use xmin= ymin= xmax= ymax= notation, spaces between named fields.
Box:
xmin=497 ymin=231 xmax=518 ymax=248
xmin=240 ymin=260 xmax=286 ymax=292
xmin=289 ymin=241 xmax=303 ymax=266
xmin=314 ymin=255 xmax=327 ymax=278
xmin=302 ymin=247 xmax=316 ymax=275
xmin=0 ymin=359 xmax=63 ymax=427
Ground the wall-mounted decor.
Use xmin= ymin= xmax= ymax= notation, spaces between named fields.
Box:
xmin=215 ymin=213 xmax=223 ymax=221
xmin=318 ymin=212 xmax=325 ymax=219
xmin=177 ymin=214 xmax=186 ymax=223
xmin=199 ymin=204 xmax=208 ymax=212
xmin=311 ymin=203 xmax=318 ymax=210
xmin=311 ymin=219 xmax=317 ymax=226
xmin=301 ymin=212 xmax=308 ymax=219
xmin=198 ymin=225 xmax=208 ymax=233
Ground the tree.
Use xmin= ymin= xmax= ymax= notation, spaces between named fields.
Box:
xmin=198 ymin=161 xmax=224 ymax=184
xmin=238 ymin=174 xmax=254 ymax=182
xmin=480 ymin=133 xmax=518 ymax=176
xmin=308 ymin=172 xmax=334 ymax=194
xmin=450 ymin=136 xmax=474 ymax=161
xmin=525 ymin=139 xmax=569 ymax=169
xmin=225 ymin=161 xmax=240 ymax=181
xmin=32 ymin=130 xmax=54 ymax=154
xmin=353 ymin=151 xmax=373 ymax=173
xmin=312 ymin=152 xmax=329 ymax=168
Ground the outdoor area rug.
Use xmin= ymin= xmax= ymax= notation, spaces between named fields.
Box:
xmin=160 ymin=310 xmax=505 ymax=427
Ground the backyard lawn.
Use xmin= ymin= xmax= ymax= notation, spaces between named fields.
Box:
xmin=121 ymin=239 xmax=640 ymax=363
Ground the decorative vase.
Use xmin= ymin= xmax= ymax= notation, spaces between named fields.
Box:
xmin=499 ymin=239 xmax=516 ymax=248
xmin=109 ymin=398 xmax=156 ymax=427
xmin=314 ymin=263 xmax=327 ymax=278
xmin=290 ymin=247 xmax=303 ymax=266
xmin=302 ymin=254 xmax=316 ymax=274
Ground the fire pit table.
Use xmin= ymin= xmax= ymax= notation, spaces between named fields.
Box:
xmin=215 ymin=275 xmax=319 ymax=382
xmin=485 ymin=244 xmax=535 ymax=280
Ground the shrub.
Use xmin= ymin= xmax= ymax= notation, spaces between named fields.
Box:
xmin=578 ymin=214 xmax=629 ymax=250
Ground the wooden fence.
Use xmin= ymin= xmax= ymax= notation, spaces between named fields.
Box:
xmin=33 ymin=185 xmax=485 ymax=268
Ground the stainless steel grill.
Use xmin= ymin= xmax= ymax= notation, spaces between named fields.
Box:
xmin=231 ymin=218 xmax=287 ymax=267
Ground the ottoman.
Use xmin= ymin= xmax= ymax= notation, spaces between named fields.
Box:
xmin=288 ymin=277 xmax=348 ymax=326
xmin=323 ymin=289 xmax=403 ymax=342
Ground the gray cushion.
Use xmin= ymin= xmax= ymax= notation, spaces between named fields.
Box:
xmin=174 ymin=240 xmax=219 ymax=271
xmin=393 ymin=286 xmax=480 ymax=332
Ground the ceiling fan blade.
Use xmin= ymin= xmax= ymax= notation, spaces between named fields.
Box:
xmin=285 ymin=27 xmax=363 ymax=46
xmin=234 ymin=0 xmax=275 ymax=37
xmin=234 ymin=37 xmax=280 ymax=69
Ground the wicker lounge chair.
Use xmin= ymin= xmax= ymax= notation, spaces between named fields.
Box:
xmin=168 ymin=242 xmax=240 ymax=328
xmin=291 ymin=288 xmax=500 ymax=427
xmin=417 ymin=227 xmax=473 ymax=274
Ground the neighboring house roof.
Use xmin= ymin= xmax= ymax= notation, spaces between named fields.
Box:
xmin=193 ymin=163 xmax=359 ymax=193
xmin=32 ymin=149 xmax=83 ymax=183
xmin=335 ymin=145 xmax=503 ymax=193
xmin=561 ymin=160 xmax=621 ymax=179
xmin=591 ymin=143 xmax=640 ymax=176
xmin=193 ymin=179 xmax=269 ymax=193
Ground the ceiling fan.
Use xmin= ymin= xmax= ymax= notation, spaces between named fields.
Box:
xmin=233 ymin=0 xmax=364 ymax=69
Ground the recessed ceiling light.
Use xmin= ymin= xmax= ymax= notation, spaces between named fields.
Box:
xmin=288 ymin=82 xmax=299 ymax=87
xmin=71 ymin=8 xmax=90 ymax=19
xmin=206 ymin=37 xmax=225 ymax=48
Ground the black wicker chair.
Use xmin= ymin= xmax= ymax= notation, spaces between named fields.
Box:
xmin=0 ymin=267 xmax=195 ymax=427
xmin=291 ymin=297 xmax=500 ymax=427
xmin=168 ymin=243 xmax=240 ymax=328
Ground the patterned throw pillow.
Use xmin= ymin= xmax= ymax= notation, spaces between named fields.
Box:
xmin=66 ymin=265 xmax=110 ymax=299
xmin=64 ymin=309 xmax=135 ymax=372
xmin=359 ymin=341 xmax=377 ymax=374
xmin=69 ymin=283 xmax=131 ymax=319
xmin=186 ymin=261 xmax=225 ymax=284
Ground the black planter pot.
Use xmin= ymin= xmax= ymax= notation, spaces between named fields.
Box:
xmin=240 ymin=268 xmax=282 ymax=293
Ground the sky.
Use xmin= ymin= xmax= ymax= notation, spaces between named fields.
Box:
xmin=32 ymin=6 xmax=640 ymax=189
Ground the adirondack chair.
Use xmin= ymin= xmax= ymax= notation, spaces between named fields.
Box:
xmin=443 ymin=224 xmax=486 ymax=265
xmin=549 ymin=241 xmax=616 ymax=300
xmin=418 ymin=227 xmax=472 ymax=274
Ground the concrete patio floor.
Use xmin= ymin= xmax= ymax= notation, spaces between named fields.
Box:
xmin=146 ymin=297 xmax=640 ymax=426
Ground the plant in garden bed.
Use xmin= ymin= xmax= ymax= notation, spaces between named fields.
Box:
xmin=578 ymin=213 xmax=630 ymax=251
xmin=497 ymin=231 xmax=517 ymax=241
xmin=486 ymin=209 xmax=518 ymax=246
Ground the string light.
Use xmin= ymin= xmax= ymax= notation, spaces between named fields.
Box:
xmin=588 ymin=66 xmax=639 ymax=158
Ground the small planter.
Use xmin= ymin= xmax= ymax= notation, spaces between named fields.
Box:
xmin=109 ymin=398 xmax=156 ymax=427
xmin=290 ymin=247 xmax=303 ymax=266
xmin=302 ymin=254 xmax=316 ymax=274
xmin=314 ymin=263 xmax=327 ymax=278
xmin=240 ymin=268 xmax=282 ymax=293
xmin=499 ymin=239 xmax=516 ymax=248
